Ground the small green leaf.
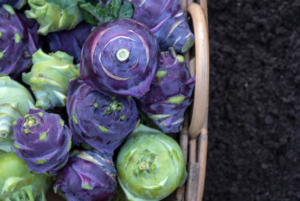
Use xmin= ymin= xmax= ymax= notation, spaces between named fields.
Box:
xmin=72 ymin=114 xmax=78 ymax=124
xmin=67 ymin=138 xmax=72 ymax=151
xmin=156 ymin=70 xmax=167 ymax=78
xmin=12 ymin=120 xmax=17 ymax=125
xmin=0 ymin=31 xmax=2 ymax=37
xmin=82 ymin=185 xmax=93 ymax=190
xmin=44 ymin=0 xmax=79 ymax=10
xmin=14 ymin=143 xmax=20 ymax=149
xmin=0 ymin=52 xmax=3 ymax=59
xmin=14 ymin=33 xmax=21 ymax=44
xmin=3 ymin=4 xmax=15 ymax=14
xmin=36 ymin=159 xmax=47 ymax=164
xmin=151 ymin=164 xmax=157 ymax=171
xmin=39 ymin=132 xmax=47 ymax=141
xmin=150 ymin=114 xmax=172 ymax=120
xmin=93 ymin=103 xmax=98 ymax=108
xmin=111 ymin=96 xmax=116 ymax=99
xmin=167 ymin=95 xmax=185 ymax=104
xmin=98 ymin=126 xmax=108 ymax=132
xmin=60 ymin=119 xmax=64 ymax=128
xmin=119 ymin=3 xmax=134 ymax=19
xmin=176 ymin=55 xmax=185 ymax=62
xmin=23 ymin=129 xmax=29 ymax=134
xmin=128 ymin=96 xmax=132 ymax=99
xmin=120 ymin=115 xmax=125 ymax=120
xmin=38 ymin=112 xmax=43 ymax=117
xmin=135 ymin=119 xmax=140 ymax=128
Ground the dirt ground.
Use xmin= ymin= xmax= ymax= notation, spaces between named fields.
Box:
xmin=204 ymin=0 xmax=300 ymax=200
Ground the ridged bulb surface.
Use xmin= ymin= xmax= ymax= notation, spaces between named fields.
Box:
xmin=80 ymin=18 xmax=159 ymax=98
xmin=116 ymin=124 xmax=187 ymax=201
xmin=67 ymin=78 xmax=139 ymax=154
xmin=22 ymin=49 xmax=80 ymax=111
xmin=0 ymin=4 xmax=36 ymax=78
xmin=25 ymin=0 xmax=83 ymax=35
xmin=12 ymin=109 xmax=72 ymax=175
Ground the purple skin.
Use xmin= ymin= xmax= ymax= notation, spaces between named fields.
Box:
xmin=11 ymin=109 xmax=72 ymax=175
xmin=0 ymin=6 xmax=36 ymax=79
xmin=17 ymin=11 xmax=39 ymax=46
xmin=123 ymin=0 xmax=195 ymax=53
xmin=80 ymin=18 xmax=159 ymax=98
xmin=47 ymin=22 xmax=94 ymax=63
xmin=67 ymin=78 xmax=139 ymax=154
xmin=137 ymin=47 xmax=195 ymax=133
xmin=53 ymin=150 xmax=117 ymax=201
xmin=0 ymin=0 xmax=24 ymax=10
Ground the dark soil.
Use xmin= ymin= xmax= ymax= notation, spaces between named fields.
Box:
xmin=204 ymin=0 xmax=300 ymax=200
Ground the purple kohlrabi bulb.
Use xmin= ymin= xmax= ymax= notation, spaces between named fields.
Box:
xmin=11 ymin=109 xmax=72 ymax=175
xmin=47 ymin=22 xmax=94 ymax=63
xmin=53 ymin=150 xmax=117 ymax=201
xmin=80 ymin=18 xmax=159 ymax=98
xmin=123 ymin=0 xmax=195 ymax=53
xmin=67 ymin=78 xmax=139 ymax=154
xmin=0 ymin=4 xmax=36 ymax=79
xmin=137 ymin=47 xmax=195 ymax=133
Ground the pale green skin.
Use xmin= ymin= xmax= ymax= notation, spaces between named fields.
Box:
xmin=22 ymin=49 xmax=80 ymax=111
xmin=0 ymin=76 xmax=35 ymax=152
xmin=25 ymin=0 xmax=83 ymax=35
xmin=0 ymin=152 xmax=53 ymax=201
xmin=116 ymin=124 xmax=188 ymax=201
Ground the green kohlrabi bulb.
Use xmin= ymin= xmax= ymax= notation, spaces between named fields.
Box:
xmin=0 ymin=75 xmax=35 ymax=152
xmin=116 ymin=124 xmax=188 ymax=201
xmin=22 ymin=49 xmax=80 ymax=111
xmin=25 ymin=0 xmax=83 ymax=35
xmin=0 ymin=152 xmax=53 ymax=201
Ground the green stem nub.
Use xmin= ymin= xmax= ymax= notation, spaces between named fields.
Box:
xmin=138 ymin=162 xmax=149 ymax=171
xmin=116 ymin=48 xmax=130 ymax=62
xmin=0 ymin=124 xmax=11 ymax=140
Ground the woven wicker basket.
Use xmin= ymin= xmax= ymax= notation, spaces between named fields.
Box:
xmin=46 ymin=0 xmax=209 ymax=200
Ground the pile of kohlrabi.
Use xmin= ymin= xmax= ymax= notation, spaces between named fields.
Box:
xmin=0 ymin=0 xmax=195 ymax=200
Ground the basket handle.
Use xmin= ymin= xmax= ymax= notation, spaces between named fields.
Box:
xmin=188 ymin=3 xmax=210 ymax=139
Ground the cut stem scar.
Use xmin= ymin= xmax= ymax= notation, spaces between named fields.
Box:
xmin=116 ymin=48 xmax=130 ymax=62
